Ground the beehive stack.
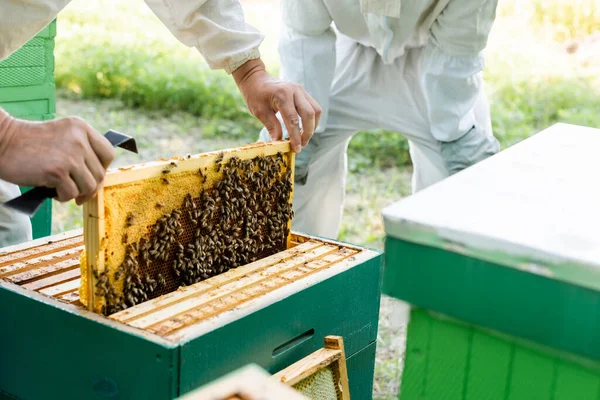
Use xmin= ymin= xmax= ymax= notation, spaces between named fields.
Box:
xmin=81 ymin=141 xmax=295 ymax=315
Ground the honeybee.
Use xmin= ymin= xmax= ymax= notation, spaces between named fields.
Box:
xmin=125 ymin=212 xmax=135 ymax=227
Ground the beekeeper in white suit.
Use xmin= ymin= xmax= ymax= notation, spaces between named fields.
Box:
xmin=259 ymin=0 xmax=501 ymax=239
xmin=0 ymin=0 xmax=320 ymax=247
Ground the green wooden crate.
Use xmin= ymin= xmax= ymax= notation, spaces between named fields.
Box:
xmin=382 ymin=124 xmax=600 ymax=398
xmin=401 ymin=309 xmax=600 ymax=400
xmin=0 ymin=21 xmax=56 ymax=239
xmin=0 ymin=232 xmax=383 ymax=400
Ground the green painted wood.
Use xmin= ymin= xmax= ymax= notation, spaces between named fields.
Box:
xmin=347 ymin=340 xmax=377 ymax=400
xmin=0 ymin=237 xmax=381 ymax=399
xmin=400 ymin=309 xmax=431 ymax=399
xmin=465 ymin=331 xmax=511 ymax=400
xmin=178 ymin=253 xmax=383 ymax=395
xmin=383 ymin=237 xmax=600 ymax=360
xmin=0 ymin=20 xmax=56 ymax=240
xmin=554 ymin=362 xmax=600 ymax=400
xmin=425 ymin=316 xmax=472 ymax=399
xmin=400 ymin=309 xmax=600 ymax=400
xmin=0 ymin=284 xmax=178 ymax=400
xmin=507 ymin=348 xmax=555 ymax=399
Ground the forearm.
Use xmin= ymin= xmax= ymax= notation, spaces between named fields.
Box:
xmin=0 ymin=108 xmax=16 ymax=154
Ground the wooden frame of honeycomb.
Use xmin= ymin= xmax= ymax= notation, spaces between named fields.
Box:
xmin=82 ymin=141 xmax=295 ymax=315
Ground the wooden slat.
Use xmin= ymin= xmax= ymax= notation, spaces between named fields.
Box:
xmin=274 ymin=348 xmax=341 ymax=386
xmin=104 ymin=141 xmax=292 ymax=187
xmin=110 ymin=240 xmax=323 ymax=323
xmin=5 ymin=259 xmax=80 ymax=284
xmin=39 ymin=278 xmax=81 ymax=297
xmin=156 ymin=248 xmax=357 ymax=338
xmin=169 ymin=247 xmax=376 ymax=343
xmin=83 ymin=187 xmax=104 ymax=311
xmin=57 ymin=291 xmax=81 ymax=304
xmin=325 ymin=336 xmax=350 ymax=400
xmin=0 ymin=236 xmax=82 ymax=268
xmin=285 ymin=152 xmax=295 ymax=250
xmin=127 ymin=244 xmax=338 ymax=330
xmin=0 ymin=245 xmax=83 ymax=277
xmin=21 ymin=268 xmax=81 ymax=291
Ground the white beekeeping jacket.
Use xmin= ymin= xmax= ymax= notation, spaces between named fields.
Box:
xmin=0 ymin=0 xmax=264 ymax=74
xmin=280 ymin=0 xmax=498 ymax=142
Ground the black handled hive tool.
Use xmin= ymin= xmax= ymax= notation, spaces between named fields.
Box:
xmin=4 ymin=130 xmax=138 ymax=217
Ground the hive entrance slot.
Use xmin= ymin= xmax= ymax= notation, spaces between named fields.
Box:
xmin=272 ymin=328 xmax=315 ymax=358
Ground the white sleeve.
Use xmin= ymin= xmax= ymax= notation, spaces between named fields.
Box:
xmin=279 ymin=0 xmax=336 ymax=133
xmin=144 ymin=0 xmax=265 ymax=74
xmin=0 ymin=0 xmax=70 ymax=62
xmin=422 ymin=0 xmax=498 ymax=142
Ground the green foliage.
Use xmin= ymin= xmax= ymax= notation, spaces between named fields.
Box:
xmin=348 ymin=131 xmax=411 ymax=172
xmin=55 ymin=40 xmax=250 ymax=121
xmin=490 ymin=77 xmax=600 ymax=147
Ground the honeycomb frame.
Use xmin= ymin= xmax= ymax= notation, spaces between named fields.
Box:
xmin=82 ymin=141 xmax=295 ymax=314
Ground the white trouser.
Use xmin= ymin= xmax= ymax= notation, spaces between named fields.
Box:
xmin=261 ymin=35 xmax=498 ymax=239
xmin=0 ymin=180 xmax=32 ymax=247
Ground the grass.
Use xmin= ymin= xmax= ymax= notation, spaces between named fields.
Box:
xmin=49 ymin=0 xmax=600 ymax=399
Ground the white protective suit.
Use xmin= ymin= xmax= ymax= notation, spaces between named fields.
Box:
xmin=259 ymin=0 xmax=501 ymax=239
xmin=0 ymin=0 xmax=264 ymax=247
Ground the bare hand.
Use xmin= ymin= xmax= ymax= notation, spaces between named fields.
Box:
xmin=0 ymin=111 xmax=116 ymax=204
xmin=233 ymin=58 xmax=322 ymax=153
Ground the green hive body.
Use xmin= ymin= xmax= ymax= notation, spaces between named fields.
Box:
xmin=383 ymin=124 xmax=600 ymax=400
xmin=402 ymin=309 xmax=600 ymax=400
xmin=0 ymin=232 xmax=382 ymax=400
xmin=0 ymin=21 xmax=56 ymax=238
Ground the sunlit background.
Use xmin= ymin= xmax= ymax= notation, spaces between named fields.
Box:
xmin=50 ymin=1 xmax=600 ymax=397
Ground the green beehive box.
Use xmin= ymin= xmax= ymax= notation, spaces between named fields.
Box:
xmin=0 ymin=230 xmax=382 ymax=400
xmin=382 ymin=124 xmax=600 ymax=399
xmin=0 ymin=21 xmax=56 ymax=239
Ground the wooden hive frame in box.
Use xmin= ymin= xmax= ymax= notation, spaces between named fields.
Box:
xmin=82 ymin=141 xmax=295 ymax=315
xmin=274 ymin=336 xmax=351 ymax=400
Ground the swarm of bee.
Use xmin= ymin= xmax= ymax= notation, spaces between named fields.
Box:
xmin=97 ymin=152 xmax=293 ymax=316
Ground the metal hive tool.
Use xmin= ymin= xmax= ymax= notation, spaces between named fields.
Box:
xmin=81 ymin=141 xmax=295 ymax=315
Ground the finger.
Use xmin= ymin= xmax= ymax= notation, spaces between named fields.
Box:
xmin=258 ymin=109 xmax=283 ymax=141
xmin=275 ymin=98 xmax=302 ymax=153
xmin=305 ymin=93 xmax=323 ymax=131
xmin=293 ymin=91 xmax=316 ymax=146
xmin=70 ymin=165 xmax=97 ymax=204
xmin=55 ymin=177 xmax=79 ymax=203
xmin=85 ymin=125 xmax=116 ymax=169
xmin=84 ymin=145 xmax=107 ymax=186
